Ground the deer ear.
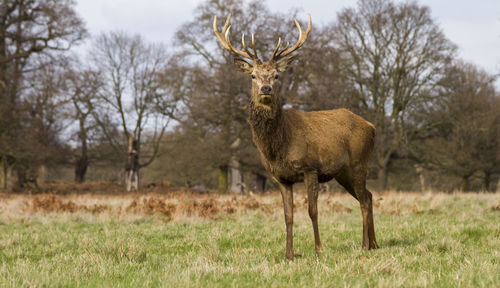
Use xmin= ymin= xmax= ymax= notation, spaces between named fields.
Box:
xmin=276 ymin=54 xmax=299 ymax=73
xmin=234 ymin=58 xmax=253 ymax=74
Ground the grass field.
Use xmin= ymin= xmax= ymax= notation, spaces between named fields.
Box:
xmin=0 ymin=187 xmax=499 ymax=287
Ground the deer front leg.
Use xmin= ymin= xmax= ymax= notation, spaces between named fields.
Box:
xmin=305 ymin=171 xmax=322 ymax=255
xmin=279 ymin=182 xmax=294 ymax=260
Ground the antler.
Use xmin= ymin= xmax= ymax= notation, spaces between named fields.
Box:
xmin=213 ymin=14 xmax=260 ymax=63
xmin=272 ymin=14 xmax=312 ymax=61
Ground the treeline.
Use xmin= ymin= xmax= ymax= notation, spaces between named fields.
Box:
xmin=0 ymin=0 xmax=498 ymax=192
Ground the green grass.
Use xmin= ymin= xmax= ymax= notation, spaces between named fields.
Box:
xmin=0 ymin=194 xmax=499 ymax=287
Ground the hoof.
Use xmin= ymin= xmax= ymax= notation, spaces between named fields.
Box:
xmin=286 ymin=252 xmax=302 ymax=260
xmin=315 ymin=246 xmax=323 ymax=255
xmin=362 ymin=242 xmax=379 ymax=250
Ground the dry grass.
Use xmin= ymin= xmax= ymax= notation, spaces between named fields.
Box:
xmin=0 ymin=184 xmax=499 ymax=287
xmin=1 ymin=186 xmax=498 ymax=222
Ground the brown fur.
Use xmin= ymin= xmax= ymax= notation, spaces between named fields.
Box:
xmin=246 ymin=63 xmax=379 ymax=259
xmin=214 ymin=14 xmax=378 ymax=260
xmin=249 ymin=105 xmax=375 ymax=185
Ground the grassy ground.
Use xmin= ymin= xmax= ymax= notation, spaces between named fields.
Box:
xmin=0 ymin=190 xmax=499 ymax=287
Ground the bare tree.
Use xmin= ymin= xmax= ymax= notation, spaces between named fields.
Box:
xmin=12 ymin=55 xmax=70 ymax=189
xmin=64 ymin=64 xmax=103 ymax=183
xmin=331 ymin=0 xmax=456 ymax=189
xmin=88 ymin=31 xmax=176 ymax=191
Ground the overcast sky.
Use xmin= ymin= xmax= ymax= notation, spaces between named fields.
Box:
xmin=75 ymin=0 xmax=500 ymax=85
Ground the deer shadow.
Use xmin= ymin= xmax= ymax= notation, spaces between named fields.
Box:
xmin=332 ymin=237 xmax=417 ymax=252
xmin=382 ymin=237 xmax=417 ymax=248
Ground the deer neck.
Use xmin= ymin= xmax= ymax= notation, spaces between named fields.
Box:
xmin=248 ymin=84 xmax=287 ymax=161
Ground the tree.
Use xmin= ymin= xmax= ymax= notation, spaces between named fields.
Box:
xmin=0 ymin=0 xmax=86 ymax=188
xmin=88 ymin=31 xmax=178 ymax=191
xmin=64 ymin=63 xmax=103 ymax=183
xmin=414 ymin=62 xmax=499 ymax=191
xmin=331 ymin=0 xmax=456 ymax=189
xmin=12 ymin=55 xmax=70 ymax=189
xmin=174 ymin=0 xmax=313 ymax=193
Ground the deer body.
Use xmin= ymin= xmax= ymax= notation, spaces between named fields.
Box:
xmin=250 ymin=105 xmax=375 ymax=184
xmin=214 ymin=13 xmax=379 ymax=260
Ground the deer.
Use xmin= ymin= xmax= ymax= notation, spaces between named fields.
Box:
xmin=213 ymin=13 xmax=379 ymax=260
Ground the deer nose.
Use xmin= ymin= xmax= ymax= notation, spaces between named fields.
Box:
xmin=261 ymin=86 xmax=272 ymax=94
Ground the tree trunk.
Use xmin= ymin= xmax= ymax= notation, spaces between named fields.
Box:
xmin=254 ymin=172 xmax=267 ymax=193
xmin=74 ymin=155 xmax=88 ymax=183
xmin=0 ymin=159 xmax=12 ymax=190
xmin=414 ymin=164 xmax=426 ymax=191
xmin=125 ymin=135 xmax=139 ymax=192
xmin=483 ymin=171 xmax=491 ymax=192
xmin=38 ymin=165 xmax=48 ymax=185
xmin=125 ymin=167 xmax=139 ymax=192
xmin=461 ymin=176 xmax=469 ymax=192
xmin=0 ymin=157 xmax=6 ymax=189
xmin=218 ymin=165 xmax=228 ymax=194
xmin=230 ymin=156 xmax=243 ymax=193
xmin=75 ymin=117 xmax=89 ymax=183
xmin=14 ymin=165 xmax=26 ymax=191
xmin=377 ymin=166 xmax=389 ymax=191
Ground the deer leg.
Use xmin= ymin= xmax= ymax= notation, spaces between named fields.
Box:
xmin=335 ymin=167 xmax=358 ymax=201
xmin=365 ymin=189 xmax=379 ymax=249
xmin=305 ymin=171 xmax=322 ymax=254
xmin=352 ymin=167 xmax=379 ymax=250
xmin=279 ymin=182 xmax=294 ymax=260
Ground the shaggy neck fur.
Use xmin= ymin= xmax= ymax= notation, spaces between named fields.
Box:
xmin=247 ymin=84 xmax=288 ymax=161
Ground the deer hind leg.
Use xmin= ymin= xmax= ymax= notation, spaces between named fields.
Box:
xmin=334 ymin=166 xmax=358 ymax=201
xmin=279 ymin=182 xmax=295 ymax=260
xmin=352 ymin=165 xmax=379 ymax=250
xmin=305 ymin=171 xmax=322 ymax=254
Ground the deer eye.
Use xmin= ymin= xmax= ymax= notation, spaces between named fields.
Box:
xmin=251 ymin=75 xmax=256 ymax=79
xmin=274 ymin=75 xmax=279 ymax=79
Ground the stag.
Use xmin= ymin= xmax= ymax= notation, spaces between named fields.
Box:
xmin=213 ymin=14 xmax=379 ymax=259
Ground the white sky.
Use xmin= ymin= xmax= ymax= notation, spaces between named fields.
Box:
xmin=75 ymin=0 xmax=500 ymax=85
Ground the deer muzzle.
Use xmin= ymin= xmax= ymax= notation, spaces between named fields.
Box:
xmin=260 ymin=94 xmax=272 ymax=105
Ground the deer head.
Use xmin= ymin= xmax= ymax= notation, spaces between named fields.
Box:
xmin=213 ymin=14 xmax=311 ymax=108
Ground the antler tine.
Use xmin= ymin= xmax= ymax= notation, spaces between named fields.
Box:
xmin=273 ymin=14 xmax=312 ymax=61
xmin=213 ymin=14 xmax=232 ymax=51
xmin=224 ymin=26 xmax=253 ymax=60
xmin=251 ymin=34 xmax=259 ymax=60
xmin=280 ymin=42 xmax=290 ymax=55
xmin=272 ymin=37 xmax=281 ymax=58
xmin=213 ymin=14 xmax=258 ymax=62
xmin=242 ymin=33 xmax=259 ymax=61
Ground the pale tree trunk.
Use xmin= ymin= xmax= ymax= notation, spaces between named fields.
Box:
xmin=414 ymin=164 xmax=426 ymax=191
xmin=377 ymin=166 xmax=389 ymax=191
xmin=376 ymin=147 xmax=392 ymax=191
xmin=38 ymin=165 xmax=48 ymax=185
xmin=125 ymin=135 xmax=139 ymax=192
xmin=230 ymin=156 xmax=243 ymax=193
xmin=229 ymin=138 xmax=243 ymax=193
